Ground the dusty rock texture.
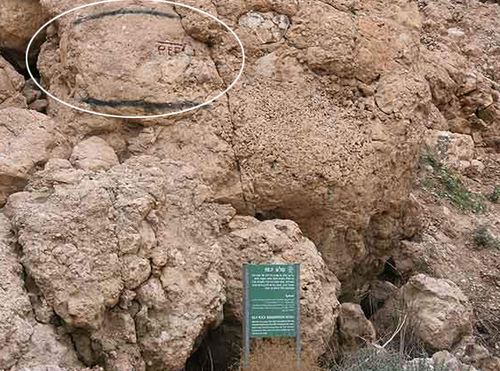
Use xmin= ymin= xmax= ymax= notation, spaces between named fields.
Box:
xmin=70 ymin=136 xmax=119 ymax=171
xmin=0 ymin=0 xmax=47 ymax=69
xmin=6 ymin=155 xmax=340 ymax=370
xmin=35 ymin=0 xmax=432 ymax=289
xmin=0 ymin=55 xmax=27 ymax=109
xmin=0 ymin=108 xmax=66 ymax=207
xmin=227 ymin=0 xmax=429 ymax=286
xmin=419 ymin=0 xmax=500 ymax=150
xmin=0 ymin=0 xmax=497 ymax=369
xmin=0 ymin=213 xmax=83 ymax=370
xmin=38 ymin=0 xmax=229 ymax=117
xmin=337 ymin=303 xmax=376 ymax=353
xmin=401 ymin=274 xmax=473 ymax=351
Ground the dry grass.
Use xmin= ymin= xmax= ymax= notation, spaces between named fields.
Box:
xmin=236 ymin=340 xmax=322 ymax=371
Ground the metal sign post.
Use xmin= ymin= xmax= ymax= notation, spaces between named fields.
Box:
xmin=295 ymin=264 xmax=301 ymax=370
xmin=242 ymin=263 xmax=301 ymax=369
xmin=243 ymin=264 xmax=250 ymax=368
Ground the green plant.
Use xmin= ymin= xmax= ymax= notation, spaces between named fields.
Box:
xmin=473 ymin=226 xmax=500 ymax=250
xmin=421 ymin=153 xmax=486 ymax=213
xmin=330 ymin=348 xmax=455 ymax=371
xmin=486 ymin=186 xmax=500 ymax=203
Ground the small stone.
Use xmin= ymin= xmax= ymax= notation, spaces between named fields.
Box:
xmin=28 ymin=99 xmax=48 ymax=112
xmin=70 ymin=136 xmax=119 ymax=172
xmin=469 ymin=159 xmax=485 ymax=173
xmin=22 ymin=79 xmax=42 ymax=104
xmin=447 ymin=27 xmax=465 ymax=39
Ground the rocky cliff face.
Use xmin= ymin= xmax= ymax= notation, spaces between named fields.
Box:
xmin=0 ymin=0 xmax=499 ymax=370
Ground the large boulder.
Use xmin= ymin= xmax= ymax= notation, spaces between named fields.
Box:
xmin=6 ymin=156 xmax=230 ymax=370
xmin=229 ymin=0 xmax=429 ymax=285
xmin=6 ymin=155 xmax=341 ymax=370
xmin=0 ymin=0 xmax=47 ymax=69
xmin=0 ymin=213 xmax=82 ymax=370
xmin=0 ymin=55 xmax=26 ymax=109
xmin=36 ymin=0 xmax=430 ymax=288
xmin=401 ymin=274 xmax=474 ymax=351
xmin=0 ymin=108 xmax=65 ymax=206
xmin=38 ymin=0 xmax=226 ymax=118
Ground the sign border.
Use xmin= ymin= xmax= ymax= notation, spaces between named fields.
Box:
xmin=242 ymin=263 xmax=301 ymax=369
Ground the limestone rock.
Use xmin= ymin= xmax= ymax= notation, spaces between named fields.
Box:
xmin=425 ymin=131 xmax=475 ymax=170
xmin=0 ymin=0 xmax=47 ymax=68
xmin=338 ymin=303 xmax=376 ymax=351
xmin=40 ymin=0 xmax=99 ymax=16
xmin=0 ymin=213 xmax=82 ymax=370
xmin=0 ymin=55 xmax=26 ymax=109
xmin=406 ymin=351 xmax=479 ymax=371
xmin=70 ymin=137 xmax=119 ymax=172
xmin=0 ymin=108 xmax=63 ymax=206
xmin=419 ymin=0 xmax=500 ymax=148
xmin=38 ymin=0 xmax=226 ymax=118
xmin=7 ymin=156 xmax=226 ymax=369
xmin=36 ymin=0 xmax=431 ymax=289
xmin=401 ymin=274 xmax=474 ymax=351
xmin=337 ymin=303 xmax=376 ymax=353
xmin=7 ymin=156 xmax=342 ymax=369
xmin=228 ymin=0 xmax=430 ymax=284
xmin=0 ymin=212 xmax=34 ymax=369
xmin=238 ymin=11 xmax=290 ymax=45
xmin=453 ymin=336 xmax=500 ymax=371
xmin=431 ymin=351 xmax=479 ymax=371
xmin=287 ymin=1 xmax=356 ymax=77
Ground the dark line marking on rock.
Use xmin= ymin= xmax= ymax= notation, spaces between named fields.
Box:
xmin=82 ymin=97 xmax=203 ymax=112
xmin=73 ymin=8 xmax=179 ymax=25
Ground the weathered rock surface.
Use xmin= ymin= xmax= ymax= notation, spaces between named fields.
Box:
xmin=0 ymin=213 xmax=82 ymax=370
xmin=70 ymin=136 xmax=119 ymax=172
xmin=36 ymin=0 xmax=432 ymax=289
xmin=419 ymin=0 xmax=500 ymax=150
xmin=228 ymin=0 xmax=429 ymax=285
xmin=425 ymin=131 xmax=475 ymax=170
xmin=401 ymin=274 xmax=474 ymax=351
xmin=0 ymin=0 xmax=47 ymax=69
xmin=454 ymin=336 xmax=500 ymax=371
xmin=6 ymin=155 xmax=340 ymax=370
xmin=38 ymin=0 xmax=228 ymax=117
xmin=6 ymin=156 xmax=231 ymax=370
xmin=0 ymin=0 xmax=495 ymax=368
xmin=407 ymin=351 xmax=479 ymax=371
xmin=0 ymin=108 xmax=65 ymax=206
xmin=0 ymin=55 xmax=26 ymax=109
xmin=337 ymin=303 xmax=376 ymax=353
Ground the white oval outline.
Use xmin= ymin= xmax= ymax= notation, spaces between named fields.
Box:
xmin=25 ymin=0 xmax=246 ymax=119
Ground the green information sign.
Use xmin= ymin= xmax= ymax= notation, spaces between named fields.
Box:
xmin=242 ymin=263 xmax=301 ymax=368
xmin=247 ymin=264 xmax=299 ymax=337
